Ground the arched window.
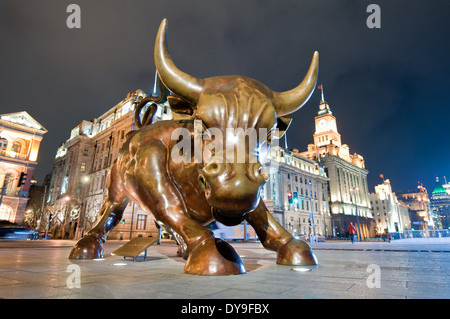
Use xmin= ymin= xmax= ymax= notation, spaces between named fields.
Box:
xmin=11 ymin=141 xmax=22 ymax=154
xmin=3 ymin=173 xmax=15 ymax=190
xmin=0 ymin=138 xmax=7 ymax=151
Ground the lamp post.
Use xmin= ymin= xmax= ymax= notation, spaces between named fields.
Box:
xmin=44 ymin=208 xmax=52 ymax=240
xmin=62 ymin=195 xmax=71 ymax=239
xmin=350 ymin=187 xmax=362 ymax=241
xmin=77 ymin=175 xmax=90 ymax=239
xmin=308 ymin=181 xmax=317 ymax=242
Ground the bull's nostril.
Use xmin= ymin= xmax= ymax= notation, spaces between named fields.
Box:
xmin=204 ymin=161 xmax=223 ymax=177
xmin=251 ymin=163 xmax=269 ymax=182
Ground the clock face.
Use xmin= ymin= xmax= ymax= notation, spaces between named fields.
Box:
xmin=318 ymin=119 xmax=327 ymax=128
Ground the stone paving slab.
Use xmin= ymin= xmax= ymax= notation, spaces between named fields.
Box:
xmin=0 ymin=238 xmax=449 ymax=301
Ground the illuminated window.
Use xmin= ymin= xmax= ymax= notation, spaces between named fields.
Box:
xmin=3 ymin=173 xmax=14 ymax=189
xmin=11 ymin=141 xmax=22 ymax=153
xmin=136 ymin=214 xmax=147 ymax=230
xmin=0 ymin=138 xmax=7 ymax=150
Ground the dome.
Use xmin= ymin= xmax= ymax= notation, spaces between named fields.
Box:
xmin=432 ymin=177 xmax=447 ymax=195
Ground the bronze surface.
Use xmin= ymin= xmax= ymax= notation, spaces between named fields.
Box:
xmin=69 ymin=18 xmax=319 ymax=275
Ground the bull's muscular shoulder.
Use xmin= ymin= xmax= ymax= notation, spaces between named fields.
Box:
xmin=126 ymin=120 xmax=187 ymax=154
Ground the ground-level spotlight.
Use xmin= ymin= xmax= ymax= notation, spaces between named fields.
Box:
xmin=112 ymin=263 xmax=128 ymax=266
xmin=290 ymin=267 xmax=312 ymax=272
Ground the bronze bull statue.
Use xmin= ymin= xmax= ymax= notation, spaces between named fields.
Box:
xmin=69 ymin=19 xmax=319 ymax=275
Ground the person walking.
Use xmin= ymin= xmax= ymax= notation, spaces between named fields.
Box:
xmin=348 ymin=222 xmax=357 ymax=243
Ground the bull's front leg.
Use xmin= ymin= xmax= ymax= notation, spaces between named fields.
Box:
xmin=134 ymin=142 xmax=245 ymax=275
xmin=69 ymin=198 xmax=129 ymax=259
xmin=246 ymin=200 xmax=318 ymax=266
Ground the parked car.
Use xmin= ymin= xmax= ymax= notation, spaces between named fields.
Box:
xmin=0 ymin=220 xmax=36 ymax=240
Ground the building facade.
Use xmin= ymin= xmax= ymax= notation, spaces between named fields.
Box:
xmin=431 ymin=177 xmax=450 ymax=229
xmin=261 ymin=145 xmax=332 ymax=238
xmin=299 ymin=88 xmax=374 ymax=239
xmin=0 ymin=111 xmax=47 ymax=224
xmin=442 ymin=177 xmax=450 ymax=195
xmin=398 ymin=184 xmax=434 ymax=230
xmin=47 ymin=90 xmax=172 ymax=239
xmin=369 ymin=179 xmax=411 ymax=234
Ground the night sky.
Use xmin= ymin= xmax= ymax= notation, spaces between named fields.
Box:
xmin=1 ymin=0 xmax=449 ymax=194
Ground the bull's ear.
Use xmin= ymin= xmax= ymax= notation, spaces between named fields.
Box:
xmin=168 ymin=95 xmax=196 ymax=122
xmin=273 ymin=116 xmax=292 ymax=139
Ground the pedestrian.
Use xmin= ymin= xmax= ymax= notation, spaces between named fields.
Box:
xmin=348 ymin=222 xmax=357 ymax=243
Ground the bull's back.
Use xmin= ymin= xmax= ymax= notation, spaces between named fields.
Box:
xmin=107 ymin=120 xmax=178 ymax=199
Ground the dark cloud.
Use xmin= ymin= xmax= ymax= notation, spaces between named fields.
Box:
xmin=1 ymin=0 xmax=449 ymax=193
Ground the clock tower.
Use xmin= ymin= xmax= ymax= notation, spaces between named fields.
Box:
xmin=313 ymin=99 xmax=341 ymax=148
xmin=297 ymin=85 xmax=374 ymax=239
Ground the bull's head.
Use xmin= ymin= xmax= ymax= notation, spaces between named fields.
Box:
xmin=155 ymin=19 xmax=318 ymax=224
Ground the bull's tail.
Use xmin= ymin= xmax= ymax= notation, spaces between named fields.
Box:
xmin=134 ymin=74 xmax=169 ymax=128
xmin=134 ymin=97 xmax=159 ymax=128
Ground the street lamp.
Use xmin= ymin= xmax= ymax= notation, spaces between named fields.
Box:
xmin=78 ymin=175 xmax=91 ymax=239
xmin=62 ymin=195 xmax=71 ymax=238
xmin=350 ymin=187 xmax=362 ymax=241
xmin=308 ymin=181 xmax=317 ymax=243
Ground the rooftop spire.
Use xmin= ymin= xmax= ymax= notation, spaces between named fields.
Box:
xmin=318 ymin=84 xmax=325 ymax=103
xmin=317 ymin=84 xmax=332 ymax=115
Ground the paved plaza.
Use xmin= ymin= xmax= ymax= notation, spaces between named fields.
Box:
xmin=0 ymin=238 xmax=449 ymax=300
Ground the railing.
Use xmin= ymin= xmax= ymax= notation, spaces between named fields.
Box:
xmin=388 ymin=229 xmax=450 ymax=240
xmin=0 ymin=150 xmax=28 ymax=160
xmin=1 ymin=189 xmax=28 ymax=197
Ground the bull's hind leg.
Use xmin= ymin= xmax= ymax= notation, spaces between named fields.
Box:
xmin=246 ymin=200 xmax=318 ymax=266
xmin=69 ymin=198 xmax=129 ymax=259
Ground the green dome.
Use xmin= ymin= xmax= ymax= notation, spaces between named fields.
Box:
xmin=432 ymin=178 xmax=447 ymax=195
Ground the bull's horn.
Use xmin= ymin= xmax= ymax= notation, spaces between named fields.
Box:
xmin=154 ymin=19 xmax=204 ymax=104
xmin=272 ymin=51 xmax=319 ymax=117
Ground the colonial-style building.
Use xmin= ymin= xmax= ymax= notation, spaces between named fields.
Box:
xmin=47 ymin=89 xmax=172 ymax=239
xmin=0 ymin=111 xmax=47 ymax=224
xmin=298 ymin=86 xmax=374 ymax=239
xmin=397 ymin=184 xmax=434 ymax=230
xmin=261 ymin=145 xmax=332 ymax=238
xmin=431 ymin=177 xmax=450 ymax=229
xmin=442 ymin=177 xmax=450 ymax=195
xmin=369 ymin=178 xmax=411 ymax=234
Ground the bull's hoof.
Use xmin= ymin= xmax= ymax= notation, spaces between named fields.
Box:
xmin=184 ymin=238 xmax=246 ymax=275
xmin=276 ymin=238 xmax=318 ymax=266
xmin=69 ymin=234 xmax=104 ymax=259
